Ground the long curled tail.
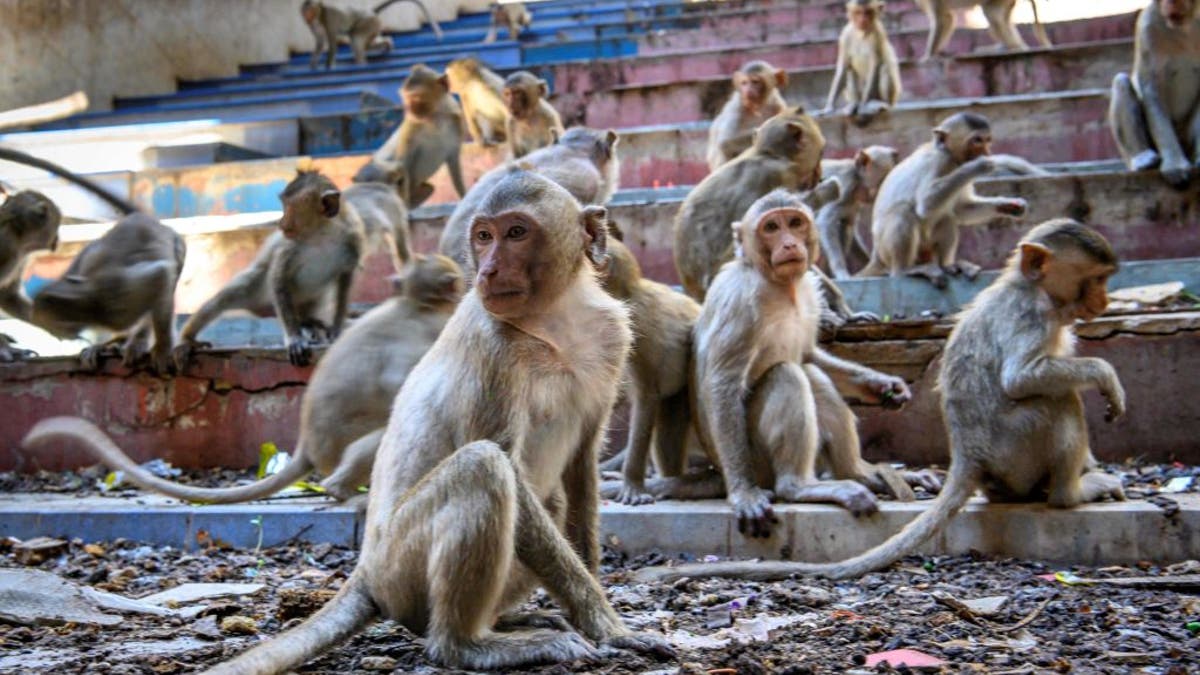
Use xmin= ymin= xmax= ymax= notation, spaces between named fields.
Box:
xmin=23 ymin=417 xmax=314 ymax=504
xmin=633 ymin=462 xmax=978 ymax=583
xmin=203 ymin=573 xmax=377 ymax=675
xmin=1029 ymin=0 xmax=1051 ymax=48
xmin=373 ymin=0 xmax=443 ymax=40
xmin=0 ymin=146 xmax=138 ymax=215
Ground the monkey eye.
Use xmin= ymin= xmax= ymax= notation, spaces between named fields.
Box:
xmin=474 ymin=230 xmax=493 ymax=242
xmin=763 ymin=220 xmax=780 ymax=233
xmin=788 ymin=218 xmax=806 ymax=230
xmin=506 ymin=224 xmax=528 ymax=239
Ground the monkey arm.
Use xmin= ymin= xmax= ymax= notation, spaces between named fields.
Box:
xmin=1136 ymin=57 xmax=1188 ymax=163
xmin=268 ymin=254 xmax=304 ymax=345
xmin=826 ymin=45 xmax=849 ymax=110
xmin=809 ymin=347 xmax=909 ymax=406
xmin=916 ymin=157 xmax=994 ymax=220
xmin=699 ymin=364 xmax=758 ymax=495
xmin=307 ymin=23 xmax=327 ymax=69
xmin=1001 ymin=351 xmax=1118 ymax=400
xmin=562 ymin=417 xmax=604 ymax=573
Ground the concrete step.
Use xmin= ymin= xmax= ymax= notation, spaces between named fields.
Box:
xmin=2 ymin=492 xmax=1195 ymax=566
xmin=3 ymin=310 xmax=1198 ymax=472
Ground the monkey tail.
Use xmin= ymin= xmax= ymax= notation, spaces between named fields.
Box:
xmin=203 ymin=572 xmax=378 ymax=675
xmin=1028 ymin=0 xmax=1051 ymax=48
xmin=632 ymin=461 xmax=978 ymax=583
xmin=856 ymin=253 xmax=886 ymax=277
xmin=23 ymin=417 xmax=315 ymax=504
xmin=372 ymin=0 xmax=443 ymax=40
xmin=0 ymin=146 xmax=138 ymax=215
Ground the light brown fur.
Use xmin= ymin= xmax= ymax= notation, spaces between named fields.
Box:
xmin=504 ymin=71 xmax=565 ymax=159
xmin=707 ymin=61 xmax=789 ymax=171
xmin=446 ymin=58 xmax=509 ymax=147
xmin=827 ymin=0 xmax=902 ymax=126
xmin=917 ymin=0 xmax=1051 ymax=61
xmin=0 ymin=186 xmax=60 ymax=361
xmin=816 ymin=145 xmax=900 ymax=279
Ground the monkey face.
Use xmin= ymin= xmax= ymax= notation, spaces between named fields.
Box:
xmin=503 ymin=86 xmax=528 ymax=116
xmin=1021 ymin=245 xmax=1115 ymax=321
xmin=958 ymin=131 xmax=992 ymax=163
xmin=848 ymin=3 xmax=878 ymax=31
xmin=1161 ymin=0 xmax=1195 ymax=28
xmin=471 ymin=211 xmax=544 ymax=318
xmin=737 ymin=73 xmax=769 ymax=106
xmin=754 ymin=208 xmax=815 ymax=282
xmin=279 ymin=187 xmax=339 ymax=239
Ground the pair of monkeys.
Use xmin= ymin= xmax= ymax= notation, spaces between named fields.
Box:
xmin=444 ymin=58 xmax=566 ymax=157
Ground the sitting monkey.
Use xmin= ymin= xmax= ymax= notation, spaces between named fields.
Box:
xmin=636 ymin=219 xmax=1126 ymax=582
xmin=826 ymin=0 xmax=902 ymax=127
xmin=445 ymin=58 xmax=509 ymax=147
xmin=1109 ymin=0 xmax=1200 ymax=187
xmin=504 ymin=71 xmax=565 ymax=158
xmin=706 ymin=61 xmax=789 ymax=171
xmin=484 ymin=1 xmax=532 ymax=43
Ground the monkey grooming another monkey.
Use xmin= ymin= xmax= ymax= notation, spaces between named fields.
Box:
xmin=26 ymin=255 xmax=463 ymax=505
xmin=676 ymin=106 xmax=828 ymax=301
xmin=504 ymin=71 xmax=565 ymax=159
xmin=0 ymin=186 xmax=61 ymax=361
xmin=301 ymin=0 xmax=441 ymax=70
xmin=446 ymin=58 xmax=509 ymax=147
xmin=356 ymin=64 xmax=466 ymax=209
xmin=667 ymin=191 xmax=921 ymax=537
xmin=1109 ymin=0 xmax=1200 ymax=188
xmin=826 ymin=0 xmax=902 ymax=127
xmin=438 ymin=127 xmax=620 ymax=270
xmin=635 ymin=219 xmax=1126 ymax=582
xmin=707 ymin=61 xmax=789 ymax=171
xmin=599 ymin=238 xmax=701 ymax=505
xmin=40 ymin=169 xmax=674 ymax=673
xmin=817 ymin=146 xmax=901 ymax=279
xmin=858 ymin=112 xmax=1045 ymax=288
xmin=174 ymin=170 xmax=365 ymax=368
xmin=484 ymin=1 xmax=533 ymax=43
xmin=0 ymin=147 xmax=185 ymax=374
xmin=917 ymin=0 xmax=1051 ymax=61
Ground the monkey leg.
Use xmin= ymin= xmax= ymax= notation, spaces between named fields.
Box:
xmin=320 ymin=428 xmax=382 ymax=501
xmin=174 ymin=272 xmax=262 ymax=369
xmin=616 ymin=387 xmax=659 ymax=505
xmin=1043 ymin=395 xmax=1124 ymax=507
xmin=982 ymin=0 xmax=1027 ymax=51
xmin=1108 ymin=73 xmax=1160 ymax=171
xmin=923 ymin=7 xmax=955 ymax=60
xmin=748 ymin=363 xmax=878 ymax=516
xmin=818 ymin=214 xmax=853 ymax=280
xmin=399 ymin=442 xmax=598 ymax=669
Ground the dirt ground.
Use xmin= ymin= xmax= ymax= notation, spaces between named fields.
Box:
xmin=0 ymin=463 xmax=1197 ymax=674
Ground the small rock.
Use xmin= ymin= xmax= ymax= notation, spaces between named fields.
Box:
xmin=83 ymin=543 xmax=106 ymax=558
xmin=219 ymin=615 xmax=258 ymax=635
xmin=13 ymin=537 xmax=68 ymax=566
xmin=278 ymin=587 xmax=338 ymax=622
xmin=359 ymin=655 xmax=398 ymax=671
xmin=191 ymin=616 xmax=223 ymax=640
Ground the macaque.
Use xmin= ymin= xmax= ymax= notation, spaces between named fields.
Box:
xmin=123 ymin=169 xmax=668 ymax=672
xmin=345 ymin=171 xmax=413 ymax=273
xmin=24 ymin=256 xmax=463 ymax=505
xmin=445 ymin=58 xmax=509 ymax=147
xmin=826 ymin=0 xmax=902 ymax=127
xmin=174 ymin=170 xmax=365 ymax=368
xmin=918 ymin=0 xmax=1051 ymax=61
xmin=504 ymin=71 xmax=565 ymax=159
xmin=484 ymin=1 xmax=532 ymax=43
xmin=635 ymin=219 xmax=1126 ymax=582
xmin=1109 ymin=0 xmax=1200 ymax=188
xmin=707 ymin=61 xmax=789 ymax=171
xmin=675 ymin=106 xmax=827 ymax=301
xmin=858 ymin=112 xmax=1045 ymax=288
xmin=301 ymin=0 xmax=441 ymax=69
xmin=598 ymin=238 xmax=701 ymax=505
xmin=0 ymin=147 xmax=185 ymax=374
xmin=677 ymin=191 xmax=921 ymax=538
xmin=0 ymin=187 xmax=60 ymax=361
xmin=817 ymin=146 xmax=900 ymax=279
xmin=357 ymin=64 xmax=466 ymax=208
xmin=438 ymin=127 xmax=620 ymax=270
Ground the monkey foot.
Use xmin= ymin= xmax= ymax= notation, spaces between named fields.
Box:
xmin=729 ymin=487 xmax=777 ymax=538
xmin=615 ymin=482 xmax=656 ymax=506
xmin=903 ymin=469 xmax=943 ymax=494
xmin=495 ymin=611 xmax=572 ymax=633
xmin=1130 ymin=150 xmax=1162 ymax=172
xmin=945 ymin=260 xmax=982 ymax=280
xmin=79 ymin=342 xmax=124 ymax=371
xmin=171 ymin=340 xmax=211 ymax=372
xmin=599 ymin=631 xmax=676 ymax=661
xmin=0 ymin=334 xmax=37 ymax=363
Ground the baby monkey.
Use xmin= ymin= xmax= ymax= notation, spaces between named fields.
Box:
xmin=504 ymin=71 xmax=565 ymax=159
xmin=637 ymin=219 xmax=1126 ymax=582
xmin=827 ymin=0 xmax=902 ymax=127
xmin=706 ymin=61 xmax=789 ymax=171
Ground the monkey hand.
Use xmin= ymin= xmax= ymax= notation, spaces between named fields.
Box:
xmin=1129 ymin=149 xmax=1162 ymax=172
xmin=287 ymin=338 xmax=316 ymax=367
xmin=0 ymin=334 xmax=37 ymax=363
xmin=1100 ymin=373 xmax=1126 ymax=422
xmin=1079 ymin=471 xmax=1126 ymax=502
xmin=615 ymin=480 xmax=655 ymax=506
xmin=1160 ymin=156 xmax=1192 ymax=189
xmin=995 ymin=199 xmax=1027 ymax=217
xmin=903 ymin=469 xmax=943 ymax=494
xmin=847 ymin=310 xmax=880 ymax=324
xmin=171 ymin=340 xmax=211 ymax=372
xmin=857 ymin=373 xmax=911 ymax=409
xmin=599 ymin=630 xmax=676 ymax=661
xmin=729 ymin=487 xmax=777 ymax=538
xmin=818 ymin=309 xmax=846 ymax=341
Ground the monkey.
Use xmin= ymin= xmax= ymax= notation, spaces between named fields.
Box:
xmin=663 ymin=191 xmax=923 ymax=537
xmin=484 ymin=1 xmax=532 ymax=43
xmin=32 ymin=169 xmax=676 ymax=672
xmin=857 ymin=113 xmax=1046 ymax=288
xmin=445 ymin=58 xmax=509 ymax=147
xmin=504 ymin=71 xmax=566 ymax=159
xmin=438 ymin=127 xmax=620 ymax=270
xmin=816 ymin=146 xmax=901 ymax=279
xmin=301 ymin=0 xmax=442 ymax=70
xmin=706 ymin=61 xmax=789 ymax=171
xmin=344 ymin=172 xmax=413 ymax=274
xmin=826 ymin=0 xmax=902 ymax=127
xmin=357 ymin=64 xmax=466 ymax=209
xmin=675 ymin=106 xmax=827 ymax=302
xmin=173 ymin=170 xmax=365 ymax=368
xmin=0 ymin=146 xmax=185 ymax=375
xmin=918 ymin=0 xmax=1051 ymax=62
xmin=1109 ymin=0 xmax=1200 ymax=188
xmin=21 ymin=255 xmax=463 ymax=505
xmin=633 ymin=219 xmax=1127 ymax=582
xmin=0 ymin=187 xmax=61 ymax=361
xmin=597 ymin=238 xmax=702 ymax=505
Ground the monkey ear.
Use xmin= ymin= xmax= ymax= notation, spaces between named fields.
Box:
xmin=1018 ymin=242 xmax=1052 ymax=281
xmin=855 ymin=149 xmax=871 ymax=169
xmin=775 ymin=69 xmax=788 ymax=88
xmin=933 ymin=128 xmax=949 ymax=146
xmin=437 ymin=74 xmax=450 ymax=90
xmin=388 ymin=274 xmax=405 ymax=295
xmin=731 ymin=220 xmax=745 ymax=256
xmin=580 ymin=205 xmax=610 ymax=270
xmin=787 ymin=122 xmax=806 ymax=141
xmin=320 ymin=189 xmax=341 ymax=218
xmin=538 ymin=80 xmax=549 ymax=97
xmin=603 ymin=129 xmax=619 ymax=156
xmin=792 ymin=104 xmax=806 ymax=116
xmin=607 ymin=218 xmax=625 ymax=241
xmin=890 ymin=148 xmax=901 ymax=164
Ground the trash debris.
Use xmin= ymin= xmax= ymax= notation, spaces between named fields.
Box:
xmin=1107 ymin=282 xmax=1184 ymax=310
xmin=12 ymin=536 xmax=67 ymax=565
xmin=359 ymin=656 xmax=399 ymax=671
xmin=219 ymin=615 xmax=258 ymax=635
xmin=139 ymin=582 xmax=265 ymax=606
xmin=864 ymin=648 xmax=945 ymax=669
xmin=0 ymin=568 xmax=147 ymax=627
xmin=1162 ymin=476 xmax=1194 ymax=493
